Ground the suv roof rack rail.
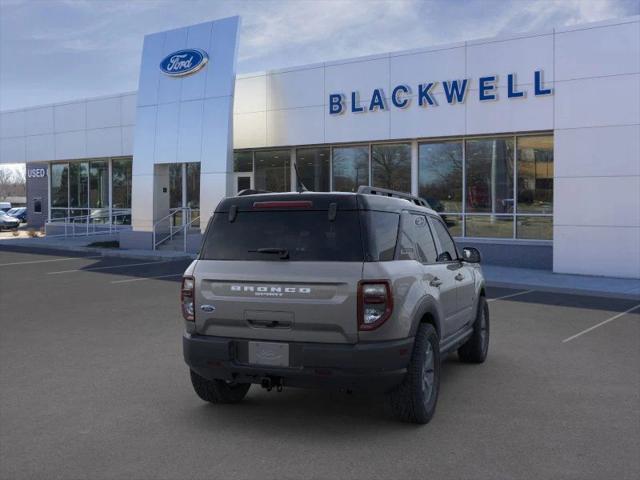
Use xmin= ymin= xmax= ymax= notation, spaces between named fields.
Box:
xmin=357 ymin=186 xmax=431 ymax=208
xmin=237 ymin=189 xmax=271 ymax=196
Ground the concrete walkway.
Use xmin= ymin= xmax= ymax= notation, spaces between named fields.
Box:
xmin=1 ymin=236 xmax=638 ymax=299
xmin=483 ymin=265 xmax=640 ymax=300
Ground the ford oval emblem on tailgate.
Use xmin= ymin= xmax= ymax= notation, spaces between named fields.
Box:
xmin=200 ymin=305 xmax=215 ymax=312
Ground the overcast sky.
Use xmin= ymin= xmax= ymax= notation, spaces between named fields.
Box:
xmin=0 ymin=0 xmax=639 ymax=112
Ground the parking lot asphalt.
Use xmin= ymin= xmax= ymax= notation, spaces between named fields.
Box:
xmin=0 ymin=247 xmax=638 ymax=480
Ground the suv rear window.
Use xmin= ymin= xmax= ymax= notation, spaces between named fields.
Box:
xmin=201 ymin=210 xmax=364 ymax=262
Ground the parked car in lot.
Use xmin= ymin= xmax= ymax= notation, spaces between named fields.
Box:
xmin=181 ymin=186 xmax=489 ymax=424
xmin=0 ymin=211 xmax=21 ymax=230
xmin=6 ymin=207 xmax=27 ymax=223
xmin=0 ymin=202 xmax=11 ymax=213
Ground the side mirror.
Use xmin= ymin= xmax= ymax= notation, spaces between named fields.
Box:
xmin=462 ymin=247 xmax=481 ymax=263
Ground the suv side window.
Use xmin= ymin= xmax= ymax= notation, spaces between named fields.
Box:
xmin=429 ymin=216 xmax=458 ymax=262
xmin=398 ymin=212 xmax=438 ymax=263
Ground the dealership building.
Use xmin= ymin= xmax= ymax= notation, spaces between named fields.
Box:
xmin=0 ymin=15 xmax=638 ymax=278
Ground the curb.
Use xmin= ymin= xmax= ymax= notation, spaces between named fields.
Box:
xmin=0 ymin=242 xmax=196 ymax=262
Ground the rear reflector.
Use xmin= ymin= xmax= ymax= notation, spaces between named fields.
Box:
xmin=253 ymin=200 xmax=313 ymax=209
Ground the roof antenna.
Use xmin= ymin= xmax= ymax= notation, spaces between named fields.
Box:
xmin=293 ymin=162 xmax=310 ymax=193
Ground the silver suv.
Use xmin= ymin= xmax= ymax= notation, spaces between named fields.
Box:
xmin=182 ymin=187 xmax=489 ymax=424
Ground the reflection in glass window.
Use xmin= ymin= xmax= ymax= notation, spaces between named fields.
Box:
xmin=169 ymin=163 xmax=182 ymax=209
xmin=465 ymin=215 xmax=514 ymax=238
xmin=517 ymin=216 xmax=552 ymax=240
xmin=440 ymin=214 xmax=462 ymax=237
xmin=517 ymin=136 xmax=553 ymax=214
xmin=186 ymin=163 xmax=200 ymax=209
xmin=296 ymin=147 xmax=330 ymax=192
xmin=69 ymin=162 xmax=88 ymax=208
xmin=51 ymin=209 xmax=67 ymax=219
xmin=466 ymin=138 xmax=514 ymax=214
xmin=254 ymin=150 xmax=290 ymax=192
xmin=372 ymin=144 xmax=411 ymax=193
xmin=234 ymin=151 xmax=253 ymax=172
xmin=51 ymin=163 xmax=69 ymax=208
xmin=186 ymin=163 xmax=201 ymax=228
xmin=332 ymin=146 xmax=369 ymax=192
xmin=364 ymin=211 xmax=399 ymax=261
xmin=429 ymin=217 xmax=458 ymax=261
xmin=89 ymin=160 xmax=109 ymax=209
xmin=112 ymin=157 xmax=132 ymax=209
xmin=419 ymin=141 xmax=463 ymax=213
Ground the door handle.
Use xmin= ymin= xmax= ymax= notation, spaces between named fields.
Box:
xmin=455 ymin=273 xmax=465 ymax=281
xmin=429 ymin=277 xmax=443 ymax=287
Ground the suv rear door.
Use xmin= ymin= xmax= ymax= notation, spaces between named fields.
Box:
xmin=399 ymin=211 xmax=458 ymax=338
xmin=428 ymin=216 xmax=475 ymax=333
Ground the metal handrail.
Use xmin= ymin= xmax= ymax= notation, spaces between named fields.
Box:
xmin=153 ymin=207 xmax=192 ymax=250
xmin=45 ymin=211 xmax=132 ymax=238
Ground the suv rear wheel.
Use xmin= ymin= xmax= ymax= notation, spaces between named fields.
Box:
xmin=458 ymin=296 xmax=489 ymax=363
xmin=387 ymin=323 xmax=440 ymax=424
xmin=189 ymin=370 xmax=251 ymax=404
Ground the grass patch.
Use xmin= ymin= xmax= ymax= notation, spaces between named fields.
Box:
xmin=87 ymin=240 xmax=120 ymax=248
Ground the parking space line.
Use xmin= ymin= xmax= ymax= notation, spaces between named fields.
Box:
xmin=110 ymin=273 xmax=183 ymax=284
xmin=0 ymin=255 xmax=103 ymax=267
xmin=487 ymin=289 xmax=534 ymax=303
xmin=562 ymin=304 xmax=640 ymax=343
xmin=48 ymin=260 xmax=164 ymax=275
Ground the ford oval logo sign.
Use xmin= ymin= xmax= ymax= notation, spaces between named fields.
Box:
xmin=159 ymin=49 xmax=209 ymax=77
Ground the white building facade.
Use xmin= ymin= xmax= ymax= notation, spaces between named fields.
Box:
xmin=1 ymin=15 xmax=639 ymax=278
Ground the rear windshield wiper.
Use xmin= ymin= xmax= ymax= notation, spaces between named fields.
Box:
xmin=248 ymin=247 xmax=290 ymax=260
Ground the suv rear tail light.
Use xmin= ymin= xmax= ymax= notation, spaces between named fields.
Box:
xmin=358 ymin=280 xmax=393 ymax=331
xmin=181 ymin=276 xmax=195 ymax=321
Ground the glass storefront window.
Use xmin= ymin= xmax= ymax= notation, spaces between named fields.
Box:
xmin=254 ymin=150 xmax=290 ymax=192
xmin=466 ymin=137 xmax=514 ymax=214
xmin=465 ymin=215 xmax=514 ymax=238
xmin=516 ymin=216 xmax=552 ymax=240
xmin=69 ymin=162 xmax=88 ymax=209
xmin=49 ymin=157 xmax=132 ymax=224
xmin=182 ymin=134 xmax=553 ymax=240
xmin=186 ymin=163 xmax=200 ymax=227
xmin=332 ymin=146 xmax=369 ymax=192
xmin=51 ymin=163 xmax=69 ymax=208
xmin=296 ymin=147 xmax=330 ymax=192
xmin=112 ymin=157 xmax=132 ymax=210
xmin=169 ymin=163 xmax=182 ymax=209
xmin=234 ymin=151 xmax=253 ymax=172
xmin=418 ymin=141 xmax=463 ymax=213
xmin=89 ymin=160 xmax=108 ymax=209
xmin=372 ymin=143 xmax=411 ymax=193
xmin=517 ymin=136 xmax=553 ymax=214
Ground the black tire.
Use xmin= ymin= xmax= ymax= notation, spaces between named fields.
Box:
xmin=189 ymin=370 xmax=251 ymax=404
xmin=458 ymin=296 xmax=490 ymax=364
xmin=387 ymin=323 xmax=440 ymax=424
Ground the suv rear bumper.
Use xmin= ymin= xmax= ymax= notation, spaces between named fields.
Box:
xmin=183 ymin=333 xmax=414 ymax=392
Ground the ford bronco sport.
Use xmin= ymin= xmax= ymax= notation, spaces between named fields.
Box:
xmin=182 ymin=187 xmax=489 ymax=424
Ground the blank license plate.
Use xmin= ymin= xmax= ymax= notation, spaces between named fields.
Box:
xmin=248 ymin=341 xmax=289 ymax=367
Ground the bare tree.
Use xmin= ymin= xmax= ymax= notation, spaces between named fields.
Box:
xmin=0 ymin=167 xmax=26 ymax=199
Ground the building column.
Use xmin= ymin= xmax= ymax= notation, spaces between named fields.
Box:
xmin=411 ymin=140 xmax=419 ymax=196
xmin=108 ymin=158 xmax=113 ymax=224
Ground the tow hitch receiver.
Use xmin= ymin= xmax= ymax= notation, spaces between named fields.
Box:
xmin=260 ymin=376 xmax=284 ymax=392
